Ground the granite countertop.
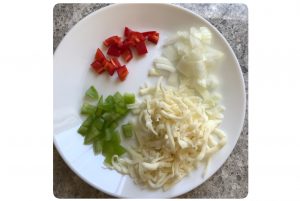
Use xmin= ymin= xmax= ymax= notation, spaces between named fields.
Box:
xmin=53 ymin=3 xmax=248 ymax=198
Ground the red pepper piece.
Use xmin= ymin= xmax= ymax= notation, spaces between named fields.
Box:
xmin=122 ymin=39 xmax=135 ymax=49
xmin=135 ymin=41 xmax=148 ymax=55
xmin=142 ymin=31 xmax=157 ymax=37
xmin=122 ymin=48 xmax=133 ymax=62
xmin=91 ymin=60 xmax=105 ymax=74
xmin=110 ymin=57 xmax=121 ymax=68
xmin=118 ymin=39 xmax=132 ymax=54
xmin=104 ymin=61 xmax=116 ymax=76
xmin=124 ymin=27 xmax=133 ymax=37
xmin=148 ymin=32 xmax=159 ymax=44
xmin=117 ymin=66 xmax=129 ymax=81
xmin=128 ymin=31 xmax=146 ymax=44
xmin=94 ymin=48 xmax=106 ymax=64
xmin=107 ymin=44 xmax=121 ymax=57
xmin=103 ymin=36 xmax=122 ymax=47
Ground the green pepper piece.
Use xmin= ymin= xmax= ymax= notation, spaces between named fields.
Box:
xmin=102 ymin=143 xmax=126 ymax=165
xmin=124 ymin=93 xmax=135 ymax=104
xmin=84 ymin=126 xmax=100 ymax=145
xmin=78 ymin=126 xmax=89 ymax=136
xmin=81 ymin=103 xmax=97 ymax=115
xmin=105 ymin=95 xmax=114 ymax=104
xmin=113 ymin=93 xmax=125 ymax=111
xmin=122 ymin=123 xmax=133 ymax=138
xmin=93 ymin=139 xmax=103 ymax=154
xmin=103 ymin=95 xmax=114 ymax=112
xmin=85 ymin=86 xmax=99 ymax=100
xmin=114 ymin=144 xmax=126 ymax=156
xmin=96 ymin=95 xmax=104 ymax=116
xmin=93 ymin=117 xmax=104 ymax=131
xmin=102 ymin=142 xmax=114 ymax=156
xmin=113 ymin=92 xmax=123 ymax=103
xmin=102 ymin=112 xmax=112 ymax=121
xmin=104 ymin=128 xmax=113 ymax=141
xmin=115 ymin=103 xmax=128 ymax=115
xmin=102 ymin=102 xmax=114 ymax=112
xmin=78 ymin=116 xmax=95 ymax=136
xmin=109 ymin=122 xmax=118 ymax=130
xmin=82 ymin=116 xmax=95 ymax=127
xmin=110 ymin=131 xmax=121 ymax=144
xmin=104 ymin=154 xmax=113 ymax=165
xmin=102 ymin=112 xmax=121 ymax=122
xmin=102 ymin=142 xmax=114 ymax=165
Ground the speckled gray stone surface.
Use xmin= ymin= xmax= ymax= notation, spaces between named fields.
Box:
xmin=53 ymin=3 xmax=248 ymax=198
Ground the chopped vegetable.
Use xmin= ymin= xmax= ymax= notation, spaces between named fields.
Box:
xmin=90 ymin=48 xmax=129 ymax=81
xmin=93 ymin=139 xmax=103 ymax=154
xmin=151 ymin=26 xmax=223 ymax=89
xmin=80 ymin=103 xmax=97 ymax=115
xmin=110 ymin=57 xmax=121 ymax=68
xmin=124 ymin=26 xmax=133 ymax=37
xmin=91 ymin=60 xmax=105 ymax=74
xmin=77 ymin=116 xmax=94 ymax=136
xmin=104 ymin=61 xmax=116 ymax=76
xmin=85 ymin=86 xmax=99 ymax=100
xmin=90 ymin=27 xmax=160 ymax=81
xmin=122 ymin=123 xmax=133 ymax=138
xmin=148 ymin=32 xmax=159 ymax=44
xmin=113 ymin=144 xmax=126 ymax=155
xmin=136 ymin=41 xmax=148 ymax=55
xmin=111 ymin=130 xmax=121 ymax=144
xmin=78 ymin=86 xmax=136 ymax=165
xmin=104 ymin=128 xmax=114 ymax=141
xmin=84 ymin=126 xmax=100 ymax=145
xmin=142 ymin=31 xmax=157 ymax=37
xmin=96 ymin=95 xmax=104 ymax=116
xmin=103 ymin=35 xmax=122 ymax=47
xmin=121 ymin=39 xmax=135 ymax=49
xmin=121 ymin=48 xmax=133 ymax=62
xmin=128 ymin=31 xmax=145 ymax=44
xmin=124 ymin=93 xmax=135 ymax=104
xmin=117 ymin=66 xmax=129 ymax=81
xmin=107 ymin=44 xmax=121 ymax=57
xmin=94 ymin=48 xmax=106 ymax=63
xmin=77 ymin=126 xmax=89 ymax=136
xmin=93 ymin=117 xmax=104 ymax=130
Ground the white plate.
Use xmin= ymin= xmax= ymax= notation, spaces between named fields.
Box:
xmin=53 ymin=3 xmax=246 ymax=198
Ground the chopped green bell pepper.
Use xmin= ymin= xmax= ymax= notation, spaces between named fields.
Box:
xmin=124 ymin=93 xmax=135 ymax=104
xmin=81 ymin=103 xmax=97 ymax=115
xmin=122 ymin=123 xmax=133 ymax=138
xmin=85 ymin=86 xmax=99 ymax=100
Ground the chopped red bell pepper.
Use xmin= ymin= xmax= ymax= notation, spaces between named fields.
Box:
xmin=128 ymin=31 xmax=145 ymax=44
xmin=103 ymin=36 xmax=122 ymax=47
xmin=122 ymin=39 xmax=135 ymax=49
xmin=148 ymin=32 xmax=159 ymax=44
xmin=94 ymin=48 xmax=106 ymax=64
xmin=142 ymin=31 xmax=157 ymax=37
xmin=107 ymin=44 xmax=121 ymax=57
xmin=110 ymin=57 xmax=121 ymax=68
xmin=122 ymin=48 xmax=133 ymax=62
xmin=91 ymin=60 xmax=105 ymax=74
xmin=104 ymin=61 xmax=116 ymax=76
xmin=124 ymin=27 xmax=133 ymax=37
xmin=136 ymin=41 xmax=148 ymax=55
xmin=118 ymin=39 xmax=132 ymax=55
xmin=92 ymin=27 xmax=160 ymax=80
xmin=117 ymin=66 xmax=129 ymax=81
